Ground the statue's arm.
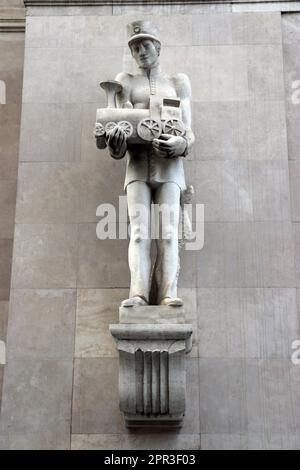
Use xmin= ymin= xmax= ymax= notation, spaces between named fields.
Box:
xmin=174 ymin=73 xmax=195 ymax=157
xmin=114 ymin=72 xmax=133 ymax=109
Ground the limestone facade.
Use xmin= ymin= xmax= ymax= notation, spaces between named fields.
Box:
xmin=0 ymin=0 xmax=299 ymax=450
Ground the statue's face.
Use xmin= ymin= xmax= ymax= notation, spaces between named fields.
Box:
xmin=130 ymin=39 xmax=159 ymax=69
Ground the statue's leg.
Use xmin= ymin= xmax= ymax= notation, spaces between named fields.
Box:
xmin=123 ymin=181 xmax=152 ymax=306
xmin=153 ymin=182 xmax=182 ymax=305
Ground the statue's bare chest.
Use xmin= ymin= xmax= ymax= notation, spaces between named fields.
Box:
xmin=130 ymin=75 xmax=177 ymax=109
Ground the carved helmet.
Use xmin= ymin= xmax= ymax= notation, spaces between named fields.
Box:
xmin=127 ymin=20 xmax=161 ymax=46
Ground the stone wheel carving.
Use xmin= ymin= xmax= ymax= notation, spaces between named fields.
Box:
xmin=105 ymin=121 xmax=118 ymax=133
xmin=163 ymin=119 xmax=185 ymax=137
xmin=137 ymin=118 xmax=162 ymax=141
xmin=93 ymin=122 xmax=105 ymax=137
xmin=118 ymin=120 xmax=133 ymax=138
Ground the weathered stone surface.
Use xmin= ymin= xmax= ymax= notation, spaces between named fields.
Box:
xmin=19 ymin=103 xmax=82 ymax=162
xmin=0 ymin=104 xmax=22 ymax=175
xmin=169 ymin=288 xmax=197 ymax=357
xmin=282 ymin=13 xmax=300 ymax=45
xmin=285 ymin=96 xmax=300 ymax=162
xmin=76 ymin=159 xmax=127 ymax=223
xmin=25 ymin=15 xmax=193 ymax=48
xmin=6 ymin=289 xmax=76 ymax=360
xmin=199 ymin=358 xmax=300 ymax=435
xmin=192 ymin=12 xmax=282 ymax=46
xmin=71 ymin=433 xmax=201 ymax=450
xmin=178 ymin=247 xmax=198 ymax=288
xmin=185 ymin=160 xmax=290 ymax=221
xmin=290 ymin=161 xmax=300 ymax=221
xmin=179 ymin=358 xmax=200 ymax=434
xmin=282 ymin=14 xmax=300 ymax=161
xmin=112 ymin=3 xmax=231 ymax=15
xmin=15 ymin=163 xmax=79 ymax=224
xmin=0 ymin=180 xmax=16 ymax=239
xmin=0 ymin=40 xmax=24 ymax=104
xmin=192 ymin=100 xmax=288 ymax=161
xmin=0 ymin=365 xmax=3 ymax=412
xmin=197 ymin=222 xmax=296 ymax=287
xmin=77 ymin=223 xmax=130 ymax=288
xmin=0 ymin=151 xmax=18 ymax=181
xmin=0 ymin=287 xmax=9 ymax=301
xmin=201 ymin=433 xmax=300 ymax=450
xmin=0 ymin=239 xmax=13 ymax=301
xmin=0 ymin=0 xmax=24 ymax=6
xmin=72 ymin=358 xmax=124 ymax=434
xmin=295 ymin=224 xmax=300 ymax=287
xmin=15 ymin=159 xmax=127 ymax=224
xmin=161 ymin=45 xmax=249 ymax=102
xmin=248 ymin=45 xmax=285 ymax=100
xmin=197 ymin=288 xmax=299 ymax=358
xmin=0 ymin=301 xmax=8 ymax=342
xmin=22 ymin=47 xmax=124 ymax=104
xmin=75 ymin=289 xmax=127 ymax=358
xmin=26 ymin=6 xmax=112 ymax=17
xmin=11 ymin=224 xmax=78 ymax=289
xmin=0 ymin=358 xmax=73 ymax=450
xmin=232 ymin=2 xmax=300 ymax=13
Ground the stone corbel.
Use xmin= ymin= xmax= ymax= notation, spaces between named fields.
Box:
xmin=110 ymin=306 xmax=193 ymax=428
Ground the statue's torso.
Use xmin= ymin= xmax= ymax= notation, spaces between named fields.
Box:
xmin=120 ymin=68 xmax=186 ymax=191
xmin=129 ymin=73 xmax=177 ymax=109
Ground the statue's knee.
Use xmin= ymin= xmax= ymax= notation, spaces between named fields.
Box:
xmin=163 ymin=225 xmax=177 ymax=245
xmin=132 ymin=234 xmax=142 ymax=244
xmin=131 ymin=227 xmax=149 ymax=245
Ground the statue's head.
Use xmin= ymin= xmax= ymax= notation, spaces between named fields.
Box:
xmin=127 ymin=20 xmax=161 ymax=69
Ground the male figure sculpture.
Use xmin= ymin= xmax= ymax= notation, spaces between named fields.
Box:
xmin=95 ymin=21 xmax=195 ymax=308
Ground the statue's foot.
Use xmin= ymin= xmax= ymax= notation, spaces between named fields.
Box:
xmin=121 ymin=295 xmax=148 ymax=308
xmin=160 ymin=297 xmax=183 ymax=307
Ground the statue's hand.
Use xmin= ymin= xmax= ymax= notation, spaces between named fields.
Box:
xmin=106 ymin=126 xmax=127 ymax=159
xmin=153 ymin=134 xmax=187 ymax=158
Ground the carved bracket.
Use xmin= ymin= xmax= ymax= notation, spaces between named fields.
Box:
xmin=110 ymin=313 xmax=193 ymax=428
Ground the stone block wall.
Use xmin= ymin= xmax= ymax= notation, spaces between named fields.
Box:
xmin=0 ymin=1 xmax=299 ymax=450
xmin=0 ymin=0 xmax=25 ymax=415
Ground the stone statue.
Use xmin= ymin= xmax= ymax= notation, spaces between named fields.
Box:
xmin=95 ymin=20 xmax=195 ymax=308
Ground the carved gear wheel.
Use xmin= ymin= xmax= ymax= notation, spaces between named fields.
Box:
xmin=137 ymin=118 xmax=162 ymax=141
xmin=93 ymin=122 xmax=105 ymax=137
xmin=118 ymin=120 xmax=133 ymax=138
xmin=105 ymin=121 xmax=118 ymax=134
xmin=163 ymin=119 xmax=186 ymax=137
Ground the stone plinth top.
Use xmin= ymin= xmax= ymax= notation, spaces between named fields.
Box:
xmin=110 ymin=323 xmax=193 ymax=340
xmin=119 ymin=305 xmax=185 ymax=324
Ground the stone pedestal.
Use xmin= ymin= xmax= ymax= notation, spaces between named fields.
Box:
xmin=110 ymin=306 xmax=193 ymax=428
